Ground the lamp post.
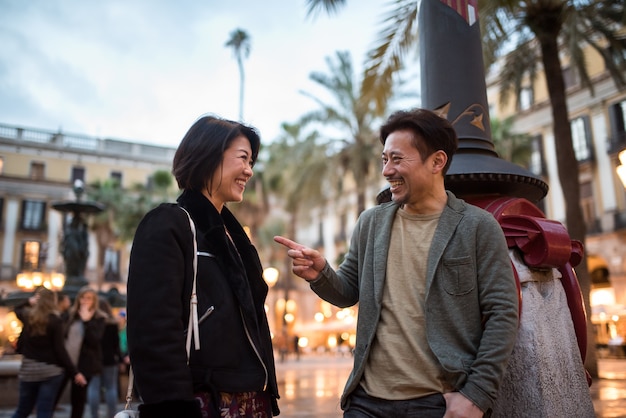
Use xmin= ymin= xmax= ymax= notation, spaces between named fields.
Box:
xmin=263 ymin=264 xmax=296 ymax=362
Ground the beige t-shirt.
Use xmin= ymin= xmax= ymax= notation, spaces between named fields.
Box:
xmin=361 ymin=207 xmax=445 ymax=400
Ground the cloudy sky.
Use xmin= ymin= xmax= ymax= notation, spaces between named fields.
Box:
xmin=0 ymin=0 xmax=419 ymax=148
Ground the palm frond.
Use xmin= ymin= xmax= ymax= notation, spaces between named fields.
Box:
xmin=305 ymin=0 xmax=347 ymax=19
xmin=362 ymin=0 xmax=418 ymax=115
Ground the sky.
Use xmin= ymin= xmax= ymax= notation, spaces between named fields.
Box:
xmin=0 ymin=0 xmax=416 ymax=148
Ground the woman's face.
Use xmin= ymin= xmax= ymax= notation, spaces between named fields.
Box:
xmin=204 ymin=135 xmax=253 ymax=211
xmin=79 ymin=291 xmax=97 ymax=309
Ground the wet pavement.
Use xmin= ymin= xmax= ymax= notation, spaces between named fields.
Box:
xmin=0 ymin=354 xmax=624 ymax=417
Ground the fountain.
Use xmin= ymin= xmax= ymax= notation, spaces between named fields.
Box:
xmin=2 ymin=180 xmax=111 ymax=307
xmin=51 ymin=179 xmax=105 ymax=297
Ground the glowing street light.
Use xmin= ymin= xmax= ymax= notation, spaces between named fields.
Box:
xmin=263 ymin=267 xmax=279 ymax=288
xmin=617 ymin=149 xmax=626 ymax=189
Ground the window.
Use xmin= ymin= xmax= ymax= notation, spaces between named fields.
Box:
xmin=563 ymin=66 xmax=578 ymax=89
xmin=30 ymin=161 xmax=45 ymax=180
xmin=21 ymin=241 xmax=41 ymax=271
xmin=518 ymin=86 xmax=534 ymax=111
xmin=580 ymin=181 xmax=598 ymax=233
xmin=104 ymin=247 xmax=121 ymax=282
xmin=608 ymin=100 xmax=626 ymax=153
xmin=571 ymin=116 xmax=593 ymax=162
xmin=0 ymin=156 xmax=4 ymax=175
xmin=0 ymin=197 xmax=4 ymax=225
xmin=110 ymin=171 xmax=123 ymax=185
xmin=528 ymin=135 xmax=546 ymax=176
xmin=21 ymin=200 xmax=46 ymax=230
xmin=71 ymin=166 xmax=85 ymax=183
xmin=314 ymin=221 xmax=324 ymax=249
xmin=335 ymin=213 xmax=347 ymax=242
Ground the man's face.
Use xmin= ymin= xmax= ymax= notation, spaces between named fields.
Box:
xmin=381 ymin=130 xmax=437 ymax=210
xmin=59 ymin=296 xmax=70 ymax=311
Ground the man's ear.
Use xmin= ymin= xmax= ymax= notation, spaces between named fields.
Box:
xmin=432 ymin=150 xmax=448 ymax=173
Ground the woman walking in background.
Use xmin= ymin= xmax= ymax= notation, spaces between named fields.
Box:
xmin=12 ymin=287 xmax=86 ymax=418
xmin=87 ymin=299 xmax=121 ymax=418
xmin=63 ymin=286 xmax=106 ymax=418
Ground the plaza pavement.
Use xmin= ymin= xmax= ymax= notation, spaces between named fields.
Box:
xmin=0 ymin=355 xmax=624 ymax=417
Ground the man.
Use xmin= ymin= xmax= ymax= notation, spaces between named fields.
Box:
xmin=55 ymin=291 xmax=71 ymax=321
xmin=274 ymin=108 xmax=519 ymax=417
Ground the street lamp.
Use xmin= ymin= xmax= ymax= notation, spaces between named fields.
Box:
xmin=617 ymin=149 xmax=626 ymax=189
xmin=263 ymin=267 xmax=279 ymax=288
xmin=15 ymin=271 xmax=65 ymax=291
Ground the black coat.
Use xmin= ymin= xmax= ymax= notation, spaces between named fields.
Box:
xmin=127 ymin=190 xmax=279 ymax=417
xmin=101 ymin=321 xmax=121 ymax=366
xmin=15 ymin=307 xmax=79 ymax=378
xmin=65 ymin=312 xmax=106 ymax=379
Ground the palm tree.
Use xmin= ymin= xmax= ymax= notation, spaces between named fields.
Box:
xmin=225 ymin=28 xmax=251 ymax=121
xmin=306 ymin=0 xmax=626 ymax=377
xmin=88 ymin=170 xmax=175 ymax=286
xmin=477 ymin=0 xmax=625 ymax=379
xmin=261 ymin=123 xmax=331 ymax=318
xmin=307 ymin=0 xmax=418 ymax=114
xmin=263 ymin=122 xmax=330 ymax=225
xmin=491 ymin=116 xmax=533 ymax=168
xmin=299 ymin=50 xmax=384 ymax=215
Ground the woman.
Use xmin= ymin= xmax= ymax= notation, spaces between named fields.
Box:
xmin=12 ymin=287 xmax=86 ymax=418
xmin=63 ymin=286 xmax=106 ymax=418
xmin=87 ymin=299 xmax=121 ymax=418
xmin=127 ymin=115 xmax=280 ymax=417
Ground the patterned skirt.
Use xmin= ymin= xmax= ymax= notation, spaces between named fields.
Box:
xmin=194 ymin=390 xmax=272 ymax=418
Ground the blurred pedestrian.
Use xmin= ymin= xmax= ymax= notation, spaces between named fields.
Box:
xmin=117 ymin=311 xmax=129 ymax=373
xmin=87 ymin=299 xmax=121 ymax=418
xmin=60 ymin=286 xmax=106 ymax=418
xmin=55 ymin=291 xmax=71 ymax=322
xmin=127 ymin=115 xmax=280 ymax=417
xmin=116 ymin=310 xmax=130 ymax=401
xmin=12 ymin=287 xmax=86 ymax=418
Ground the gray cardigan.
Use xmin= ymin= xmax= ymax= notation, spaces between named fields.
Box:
xmin=311 ymin=191 xmax=519 ymax=413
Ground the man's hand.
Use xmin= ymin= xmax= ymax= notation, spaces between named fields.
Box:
xmin=443 ymin=392 xmax=484 ymax=418
xmin=274 ymin=236 xmax=326 ymax=282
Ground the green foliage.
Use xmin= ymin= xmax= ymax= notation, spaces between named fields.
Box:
xmin=87 ymin=170 xmax=176 ymax=244
xmin=491 ymin=116 xmax=533 ymax=168
xmin=299 ymin=50 xmax=385 ymax=215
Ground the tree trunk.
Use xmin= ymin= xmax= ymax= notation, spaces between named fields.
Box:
xmin=538 ymin=34 xmax=597 ymax=378
xmin=238 ymin=55 xmax=245 ymax=121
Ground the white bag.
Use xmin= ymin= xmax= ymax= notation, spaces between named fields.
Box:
xmin=113 ymin=410 xmax=139 ymax=418
xmin=114 ymin=367 xmax=138 ymax=418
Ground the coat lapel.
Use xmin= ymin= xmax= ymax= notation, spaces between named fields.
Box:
xmin=426 ymin=193 xmax=465 ymax=290
xmin=373 ymin=203 xmax=397 ymax=304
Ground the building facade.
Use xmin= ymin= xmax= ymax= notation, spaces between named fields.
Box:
xmin=0 ymin=124 xmax=176 ymax=294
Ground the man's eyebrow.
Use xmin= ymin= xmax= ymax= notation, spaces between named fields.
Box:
xmin=382 ymin=150 xmax=402 ymax=157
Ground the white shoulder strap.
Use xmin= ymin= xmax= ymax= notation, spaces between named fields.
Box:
xmin=121 ymin=207 xmax=200 ymax=411
xmin=180 ymin=206 xmax=200 ymax=359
